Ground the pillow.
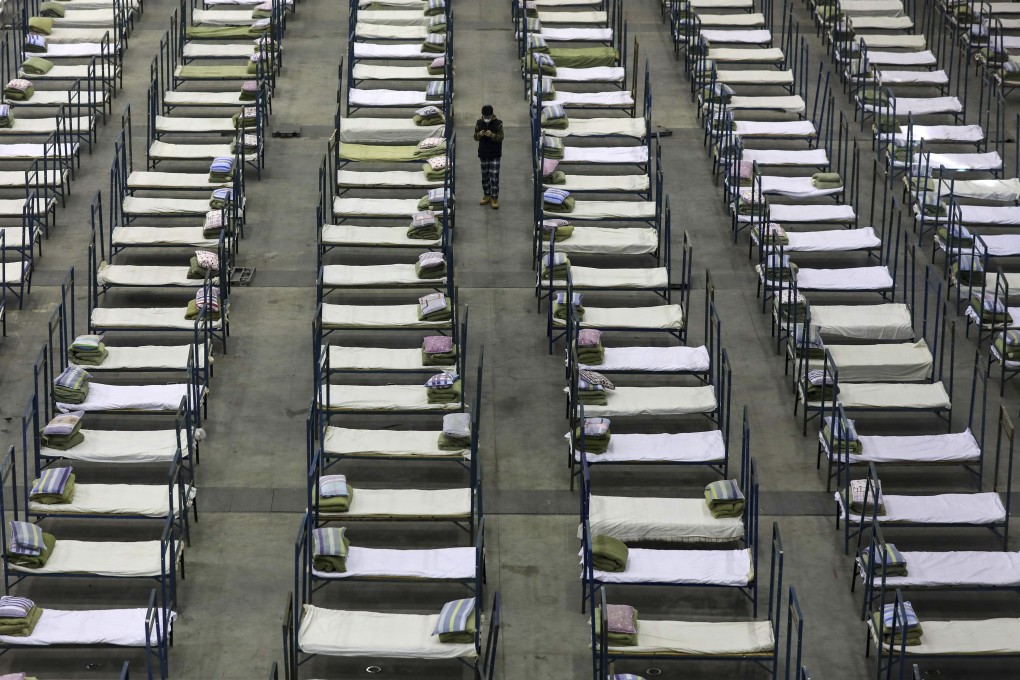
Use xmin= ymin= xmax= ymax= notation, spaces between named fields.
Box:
xmin=211 ymin=187 xmax=233 ymax=204
xmin=527 ymin=34 xmax=548 ymax=51
xmin=319 ymin=474 xmax=349 ymax=498
xmin=705 ymin=479 xmax=744 ymax=501
xmin=7 ymin=521 xmax=44 ymax=556
xmin=419 ymin=292 xmax=447 ymax=315
xmin=543 ymin=188 xmax=570 ymax=204
xmin=25 ymin=35 xmax=47 ymax=51
xmin=0 ymin=596 xmax=34 ymax=618
xmin=578 ymin=369 xmax=614 ymax=389
xmin=195 ymin=250 xmax=219 ymax=272
xmin=427 ymin=156 xmax=447 ymax=171
xmin=204 ymin=211 xmax=225 ymax=230
xmin=542 ymin=218 xmax=570 ymax=229
xmin=423 ymin=335 xmax=454 ymax=354
xmin=541 ymin=135 xmax=562 ymax=151
xmin=425 ymin=372 xmax=458 ymax=388
xmin=416 ymin=105 xmax=442 ymax=118
xmin=429 ymin=56 xmax=445 ymax=70
xmin=195 ymin=289 xmax=221 ymax=313
xmin=443 ymin=412 xmax=471 ymax=438
xmin=605 ymin=604 xmax=637 ymax=634
xmin=418 ymin=136 xmax=445 ymax=150
xmin=542 ymin=158 xmax=559 ymax=176
xmin=425 ymin=33 xmax=446 ymax=46
xmin=31 ymin=466 xmax=72 ymax=496
xmin=534 ymin=52 xmax=554 ymax=68
xmin=418 ymin=252 xmax=445 ymax=268
xmin=251 ymin=17 xmax=271 ymax=28
xmin=43 ymin=412 xmax=83 ymax=436
xmin=531 ymin=76 xmax=554 ymax=95
xmin=544 ymin=103 xmax=566 ymax=121
xmin=582 ymin=417 xmax=610 ymax=437
xmin=576 ymin=329 xmax=601 ymax=347
xmin=426 ymin=81 xmax=446 ymax=98
xmin=5 ymin=79 xmax=32 ymax=92
xmin=311 ymin=527 xmax=347 ymax=557
xmin=53 ymin=365 xmax=88 ymax=389
xmin=412 ymin=211 xmax=436 ymax=227
xmin=738 ymin=159 xmax=753 ymax=179
xmin=432 ymin=597 xmax=476 ymax=637
xmin=554 ymin=291 xmax=581 ymax=307
xmin=427 ymin=187 xmax=450 ymax=204
xmin=70 ymin=334 xmax=102 ymax=351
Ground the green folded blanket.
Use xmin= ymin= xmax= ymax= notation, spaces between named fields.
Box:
xmin=0 ymin=606 xmax=43 ymax=636
xmin=232 ymin=111 xmax=256 ymax=129
xmin=427 ymin=379 xmax=462 ymax=404
xmin=421 ymin=38 xmax=446 ymax=53
xmin=804 ymin=382 xmax=836 ymax=400
xmin=861 ymin=544 xmax=908 ymax=577
xmin=68 ymin=345 xmax=109 ymax=366
xmin=936 ymin=226 xmax=973 ymax=248
xmin=408 ymin=222 xmax=441 ymax=240
xmin=422 ymin=347 xmax=457 ymax=366
xmin=821 ymin=422 xmax=862 ymax=454
xmin=541 ymin=146 xmax=564 ymax=161
xmin=523 ymin=55 xmax=556 ymax=76
xmin=949 ymin=260 xmax=983 ymax=286
xmin=438 ymin=612 xmax=476 ymax=644
xmin=312 ymin=533 xmax=350 ymax=573
xmin=413 ymin=142 xmax=447 ymax=159
xmin=4 ymin=84 xmax=35 ymax=101
xmin=52 ymin=385 xmax=88 ymax=405
xmin=21 ymin=57 xmax=53 ymax=75
xmin=552 ymin=302 xmax=583 ymax=320
xmin=576 ymin=390 xmax=608 ymax=406
xmin=188 ymin=258 xmax=211 ymax=280
xmin=544 ymin=196 xmax=575 ymax=213
xmin=577 ymin=427 xmax=608 ymax=453
xmin=29 ymin=16 xmax=54 ymax=35
xmin=186 ymin=25 xmax=268 ymax=39
xmin=541 ymin=224 xmax=573 ymax=241
xmin=316 ymin=487 xmax=353 ymax=513
xmin=418 ymin=298 xmax=452 ymax=321
xmin=413 ymin=113 xmax=444 ymax=126
xmin=969 ymin=298 xmax=1011 ymax=325
xmin=544 ymin=170 xmax=567 ymax=185
xmin=185 ymin=299 xmax=222 ymax=321
xmin=872 ymin=614 xmax=923 ymax=645
xmin=704 ymin=484 xmax=745 ymax=519
xmin=415 ymin=262 xmax=447 ymax=279
xmin=548 ymin=46 xmax=618 ymax=69
xmin=594 ymin=606 xmax=637 ymax=646
xmin=423 ymin=167 xmax=447 ymax=182
xmin=40 ymin=1 xmax=65 ymax=17
xmin=762 ymin=262 xmax=798 ymax=281
xmin=576 ymin=346 xmax=604 ymax=365
xmin=542 ymin=116 xmax=569 ymax=130
xmin=843 ymin=491 xmax=886 ymax=516
xmin=40 ymin=430 xmax=84 ymax=450
xmin=591 ymin=534 xmax=627 ymax=572
xmin=7 ymin=532 xmax=56 ymax=568
xmin=29 ymin=474 xmax=76 ymax=504
xmin=437 ymin=431 xmax=470 ymax=450
xmin=541 ymin=262 xmax=570 ymax=279
xmin=994 ymin=337 xmax=1020 ymax=361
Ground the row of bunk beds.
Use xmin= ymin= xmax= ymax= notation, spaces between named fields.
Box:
xmin=659 ymin=0 xmax=1020 ymax=678
xmin=520 ymin=0 xmax=813 ymax=678
xmin=0 ymin=0 xmax=294 ymax=676
xmin=276 ymin=1 xmax=501 ymax=679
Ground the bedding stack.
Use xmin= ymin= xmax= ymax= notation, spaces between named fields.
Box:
xmin=317 ymin=475 xmax=353 ymax=513
xmin=872 ymin=602 xmax=923 ymax=646
xmin=52 ymin=366 xmax=90 ymax=404
xmin=6 ymin=523 xmax=55 ymax=569
xmin=425 ymin=371 xmax=461 ymax=404
xmin=0 ymin=597 xmax=42 ymax=637
xmin=28 ymin=466 xmax=76 ymax=505
xmin=68 ymin=334 xmax=109 ymax=366
xmin=40 ymin=412 xmax=85 ymax=450
xmin=704 ymin=479 xmax=745 ymax=519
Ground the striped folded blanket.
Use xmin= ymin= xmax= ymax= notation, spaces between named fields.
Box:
xmin=6 ymin=523 xmax=55 ymax=569
xmin=970 ymin=293 xmax=1010 ymax=325
xmin=317 ymin=475 xmax=352 ymax=512
xmin=29 ymin=472 xmax=76 ymax=504
xmin=52 ymin=366 xmax=90 ymax=404
xmin=7 ymin=522 xmax=44 ymax=556
xmin=822 ymin=416 xmax=861 ymax=454
xmin=426 ymin=15 xmax=447 ymax=32
xmin=311 ymin=527 xmax=349 ymax=572
xmin=422 ymin=32 xmax=446 ymax=53
xmin=862 ymin=543 xmax=907 ymax=576
xmin=804 ymin=369 xmax=837 ymax=400
xmin=24 ymin=35 xmax=47 ymax=53
xmin=704 ymin=479 xmax=745 ymax=518
xmin=433 ymin=597 xmax=476 ymax=643
xmin=553 ymin=291 xmax=583 ymax=320
xmin=873 ymin=601 xmax=923 ymax=645
xmin=576 ymin=416 xmax=610 ymax=453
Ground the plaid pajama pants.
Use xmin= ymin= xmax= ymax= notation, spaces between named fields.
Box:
xmin=480 ymin=157 xmax=501 ymax=198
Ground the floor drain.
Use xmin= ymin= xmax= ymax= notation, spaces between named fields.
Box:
xmin=645 ymin=668 xmax=662 ymax=676
xmin=365 ymin=666 xmax=382 ymax=674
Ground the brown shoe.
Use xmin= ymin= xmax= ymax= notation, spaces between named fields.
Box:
xmin=479 ymin=195 xmax=491 ymax=205
xmin=491 ymin=199 xmax=499 ymax=209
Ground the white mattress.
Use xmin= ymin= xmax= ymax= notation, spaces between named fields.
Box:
xmin=700 ymin=29 xmax=772 ymax=45
xmin=591 ymin=548 xmax=752 ymax=586
xmin=917 ymin=152 xmax=1002 ymax=172
xmin=56 ymin=383 xmax=191 ymax=414
xmin=795 ymin=266 xmax=893 ymax=292
xmin=810 ymin=304 xmax=913 ymax=341
xmin=337 ymin=171 xmax=441 ymax=188
xmin=568 ymin=385 xmax=717 ymax=417
xmin=323 ymin=426 xmax=466 ymax=458
xmin=554 ymin=175 xmax=650 ymax=193
xmin=539 ymin=27 xmax=612 ymax=41
xmin=860 ymin=551 xmax=1020 ymax=588
xmin=547 ymin=90 xmax=634 ymax=107
xmin=358 ymin=9 xmax=430 ymax=25
xmin=963 ymin=234 xmax=1020 ymax=257
xmin=355 ymin=23 xmax=427 ymax=39
xmin=182 ymin=43 xmax=255 ymax=58
xmin=191 ymin=8 xmax=257 ymax=24
xmin=837 ymin=382 xmax=951 ymax=410
xmin=831 ymin=430 xmax=980 ymax=465
xmin=888 ymin=97 xmax=962 ymax=116
xmin=552 ymin=67 xmax=625 ymax=83
xmin=568 ymin=266 xmax=668 ymax=290
xmin=321 ymin=224 xmax=441 ymax=247
xmin=716 ymin=69 xmax=794 ymax=85
xmin=0 ymin=608 xmax=171 ymax=646
xmin=112 ymin=227 xmax=218 ymax=249
xmin=163 ymin=91 xmax=245 ymax=106
xmin=339 ymin=116 xmax=442 ymax=143
xmin=72 ymin=345 xmax=199 ymax=372
xmin=334 ymin=197 xmax=421 ymax=217
xmin=757 ymin=176 xmax=841 ymax=198
xmin=0 ymin=143 xmax=76 ymax=159
xmin=610 ymin=619 xmax=773 ymax=656
xmin=783 ymin=227 xmax=879 ymax=252
xmin=878 ymin=69 xmax=948 ymax=86
xmin=154 ymin=116 xmax=236 ymax=134
xmin=51 ymin=9 xmax=121 ymax=26
xmin=90 ymin=306 xmax=211 ymax=332
xmin=727 ymin=95 xmax=805 ymax=114
xmin=11 ymin=539 xmax=163 ymax=577
xmin=98 ymin=263 xmax=205 ymax=288
xmin=768 ymin=203 xmax=855 ymax=223
xmin=149 ymin=141 xmax=241 ymax=162
xmin=313 ymin=546 xmax=474 ymax=580
xmin=742 ymin=149 xmax=828 ymax=167
xmin=850 ymin=15 xmax=913 ymax=29
xmin=836 ymin=492 xmax=1005 ymax=524
xmin=546 ymin=119 xmax=646 ymax=139
xmin=352 ymin=43 xmax=435 ymax=60
xmin=563 ymin=305 xmax=684 ymax=331
xmin=127 ymin=171 xmax=230 ymax=190
xmin=853 ymin=34 xmax=926 ymax=49
xmin=706 ymin=47 xmax=784 ymax=63
xmin=826 ymin=341 xmax=932 ymax=382
xmin=579 ymin=345 xmax=710 ymax=373
xmin=321 ymin=303 xmax=450 ymax=329
xmin=0 ymin=116 xmax=91 ymax=134
xmin=576 ymin=430 xmax=726 ymax=464
xmin=696 ymin=12 xmax=766 ymax=27
xmin=348 ymin=88 xmax=429 ymax=107
xmin=959 ymin=205 xmax=1020 ymax=226
xmin=584 ymin=495 xmax=744 ymax=543
xmin=32 ymin=43 xmax=107 ymax=58
xmin=875 ymin=619 xmax=1020 ymax=656
xmin=0 ymin=170 xmax=64 ymax=188
xmin=839 ymin=0 xmax=904 ymax=16
xmin=321 ymin=264 xmax=445 ymax=288
xmin=688 ymin=0 xmax=752 ymax=7
xmin=329 ymin=488 xmax=471 ymax=519
xmin=46 ymin=28 xmax=111 ymax=44
xmin=928 ymin=178 xmax=1020 ymax=202
xmin=893 ymin=124 xmax=984 ymax=146
xmin=298 ymin=606 xmax=475 ymax=659
xmin=40 ymin=428 xmax=182 ymax=464
xmin=864 ymin=50 xmax=936 ymax=66
xmin=733 ymin=120 xmax=816 ymax=138
xmin=544 ymin=226 xmax=657 ymax=255
xmin=547 ymin=201 xmax=655 ymax=220
xmin=561 ymin=146 xmax=647 ymax=164
xmin=319 ymin=384 xmax=460 ymax=412
xmin=537 ymin=10 xmax=607 ymax=23
xmin=28 ymin=483 xmax=193 ymax=518
xmin=327 ymin=346 xmax=444 ymax=371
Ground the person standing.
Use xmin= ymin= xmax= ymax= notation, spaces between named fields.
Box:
xmin=474 ymin=104 xmax=504 ymax=209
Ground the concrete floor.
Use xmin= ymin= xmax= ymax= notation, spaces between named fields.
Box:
xmin=0 ymin=0 xmax=1017 ymax=678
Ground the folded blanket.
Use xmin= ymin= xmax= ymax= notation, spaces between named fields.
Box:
xmin=427 ymin=379 xmax=462 ymax=404
xmin=544 ymin=196 xmax=575 ymax=213
xmin=425 ymin=0 xmax=446 ymax=15
xmin=418 ymin=295 xmax=452 ymax=321
xmin=4 ymin=79 xmax=34 ymax=102
xmin=415 ymin=261 xmax=447 ymax=279
xmin=438 ymin=412 xmax=471 ymax=449
xmin=185 ymin=299 xmax=222 ymax=321
xmin=28 ymin=16 xmax=53 ymax=35
xmin=29 ymin=473 xmax=75 ymax=504
xmin=414 ymin=104 xmax=445 ymax=125
xmin=822 ymin=416 xmax=861 ymax=454
xmin=232 ymin=107 xmax=257 ymax=129
xmin=188 ymin=257 xmax=211 ymax=280
xmin=576 ymin=417 xmax=610 ymax=453
xmin=936 ymin=224 xmax=973 ymax=248
xmin=422 ymin=342 xmax=457 ymax=366
xmin=24 ymin=35 xmax=47 ymax=53
xmin=873 ymin=601 xmax=923 ymax=645
xmin=40 ymin=1 xmax=65 ymax=17
xmin=52 ymin=366 xmax=90 ymax=405
xmin=311 ymin=527 xmax=349 ymax=572
xmin=591 ymin=534 xmax=628 ymax=572
xmin=846 ymin=478 xmax=885 ymax=516
xmin=42 ymin=411 xmax=81 ymax=438
xmin=811 ymin=172 xmax=842 ymax=189
xmin=541 ymin=253 xmax=570 ymax=279
xmin=433 ymin=597 xmax=476 ymax=643
xmin=540 ymin=220 xmax=573 ymax=241
xmin=0 ymin=606 xmax=42 ymax=637
xmin=21 ymin=57 xmax=53 ymax=75
xmin=427 ymin=16 xmax=447 ymax=33
xmin=576 ymin=347 xmax=604 ymax=365
xmin=40 ymin=431 xmax=84 ymax=450
xmin=705 ymin=479 xmax=745 ymax=519
xmin=758 ymin=223 xmax=788 ymax=246
xmin=595 ymin=604 xmax=638 ymax=646
xmin=862 ymin=543 xmax=908 ymax=577
xmin=762 ymin=254 xmax=797 ymax=281
xmin=421 ymin=33 xmax=446 ymax=53
xmin=413 ymin=140 xmax=447 ymax=160
xmin=541 ymin=136 xmax=564 ymax=160
xmin=251 ymin=0 xmax=273 ymax=18
xmin=316 ymin=481 xmax=353 ymax=512
xmin=7 ymin=532 xmax=56 ymax=569
xmin=970 ymin=294 xmax=1011 ymax=325
xmin=553 ymin=302 xmax=583 ymax=321
xmin=576 ymin=389 xmax=607 ymax=406
xmin=524 ymin=54 xmax=557 ymax=76
xmin=542 ymin=107 xmax=569 ymax=130
xmin=68 ymin=342 xmax=109 ymax=366
xmin=995 ymin=330 xmax=1020 ymax=360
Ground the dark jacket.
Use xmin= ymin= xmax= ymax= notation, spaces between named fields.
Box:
xmin=474 ymin=117 xmax=504 ymax=159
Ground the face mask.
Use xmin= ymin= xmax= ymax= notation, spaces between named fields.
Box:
xmin=483 ymin=117 xmax=492 ymax=122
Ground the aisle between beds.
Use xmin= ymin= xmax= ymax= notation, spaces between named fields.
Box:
xmin=592 ymin=523 xmax=800 ymax=680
